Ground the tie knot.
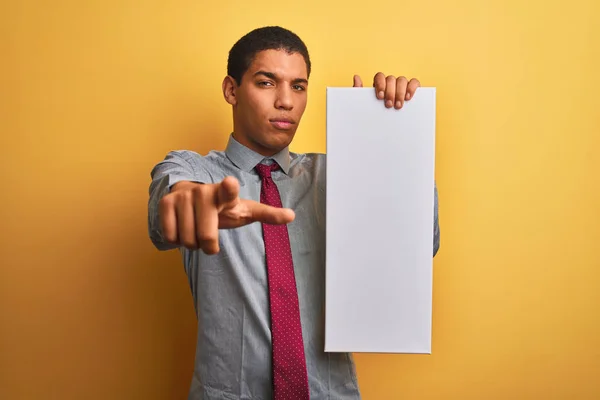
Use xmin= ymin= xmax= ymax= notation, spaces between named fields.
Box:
xmin=256 ymin=162 xmax=280 ymax=179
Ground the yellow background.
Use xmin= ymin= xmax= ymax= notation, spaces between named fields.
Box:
xmin=2 ymin=0 xmax=599 ymax=398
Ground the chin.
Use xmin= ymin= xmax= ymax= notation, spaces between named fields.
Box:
xmin=264 ymin=131 xmax=295 ymax=150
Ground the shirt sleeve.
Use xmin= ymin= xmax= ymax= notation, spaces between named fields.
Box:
xmin=147 ymin=150 xmax=209 ymax=251
xmin=433 ymin=181 xmax=440 ymax=257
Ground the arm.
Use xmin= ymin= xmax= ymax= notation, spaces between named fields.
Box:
xmin=352 ymin=72 xmax=439 ymax=256
xmin=148 ymin=151 xmax=295 ymax=254
xmin=433 ymin=181 xmax=440 ymax=257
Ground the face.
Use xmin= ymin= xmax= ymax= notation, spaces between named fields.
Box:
xmin=223 ymin=49 xmax=309 ymax=156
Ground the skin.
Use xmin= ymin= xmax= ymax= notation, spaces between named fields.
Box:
xmin=223 ymin=49 xmax=309 ymax=157
xmin=159 ymin=49 xmax=421 ymax=254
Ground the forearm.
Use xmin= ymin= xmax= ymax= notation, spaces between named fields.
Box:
xmin=148 ymin=175 xmax=180 ymax=251
xmin=433 ymin=182 xmax=440 ymax=257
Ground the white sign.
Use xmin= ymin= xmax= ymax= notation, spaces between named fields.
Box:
xmin=325 ymin=87 xmax=437 ymax=353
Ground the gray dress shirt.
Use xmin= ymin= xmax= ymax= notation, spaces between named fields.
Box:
xmin=148 ymin=135 xmax=440 ymax=400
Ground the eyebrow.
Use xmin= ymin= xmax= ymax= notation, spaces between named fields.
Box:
xmin=253 ymin=70 xmax=308 ymax=85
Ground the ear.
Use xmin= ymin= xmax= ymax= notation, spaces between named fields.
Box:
xmin=222 ymin=76 xmax=238 ymax=106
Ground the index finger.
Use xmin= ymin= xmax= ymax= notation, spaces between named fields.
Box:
xmin=244 ymin=200 xmax=296 ymax=225
xmin=406 ymin=78 xmax=420 ymax=100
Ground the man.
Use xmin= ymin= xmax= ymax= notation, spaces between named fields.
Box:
xmin=148 ymin=26 xmax=440 ymax=400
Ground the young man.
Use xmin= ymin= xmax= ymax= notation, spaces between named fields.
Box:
xmin=148 ymin=26 xmax=440 ymax=400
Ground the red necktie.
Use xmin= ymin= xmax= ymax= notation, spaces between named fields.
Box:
xmin=256 ymin=163 xmax=310 ymax=400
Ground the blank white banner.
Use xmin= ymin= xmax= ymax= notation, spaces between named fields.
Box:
xmin=325 ymin=87 xmax=436 ymax=353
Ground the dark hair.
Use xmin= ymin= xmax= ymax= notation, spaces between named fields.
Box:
xmin=227 ymin=26 xmax=311 ymax=85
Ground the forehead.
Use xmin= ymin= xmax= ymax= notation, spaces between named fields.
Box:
xmin=246 ymin=49 xmax=308 ymax=80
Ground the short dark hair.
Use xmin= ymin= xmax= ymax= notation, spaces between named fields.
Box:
xmin=227 ymin=26 xmax=311 ymax=85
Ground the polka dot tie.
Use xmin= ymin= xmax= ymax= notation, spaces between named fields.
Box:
xmin=256 ymin=163 xmax=310 ymax=400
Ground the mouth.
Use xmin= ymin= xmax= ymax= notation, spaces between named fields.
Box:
xmin=269 ymin=118 xmax=296 ymax=130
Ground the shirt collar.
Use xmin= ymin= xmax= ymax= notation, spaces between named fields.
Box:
xmin=225 ymin=134 xmax=291 ymax=175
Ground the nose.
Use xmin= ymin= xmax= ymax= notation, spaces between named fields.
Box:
xmin=274 ymin=86 xmax=293 ymax=111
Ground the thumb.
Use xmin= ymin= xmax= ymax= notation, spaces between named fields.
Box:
xmin=353 ymin=75 xmax=363 ymax=87
xmin=216 ymin=176 xmax=240 ymax=209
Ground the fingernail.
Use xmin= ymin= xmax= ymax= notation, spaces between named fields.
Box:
xmin=386 ymin=100 xmax=393 ymax=107
xmin=378 ymin=91 xmax=384 ymax=99
xmin=395 ymin=101 xmax=402 ymax=108
xmin=406 ymin=93 xmax=411 ymax=100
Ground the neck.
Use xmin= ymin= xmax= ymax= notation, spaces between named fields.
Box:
xmin=232 ymin=131 xmax=281 ymax=157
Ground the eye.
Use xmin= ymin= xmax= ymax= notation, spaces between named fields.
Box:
xmin=293 ymin=84 xmax=306 ymax=91
xmin=258 ymin=81 xmax=274 ymax=87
